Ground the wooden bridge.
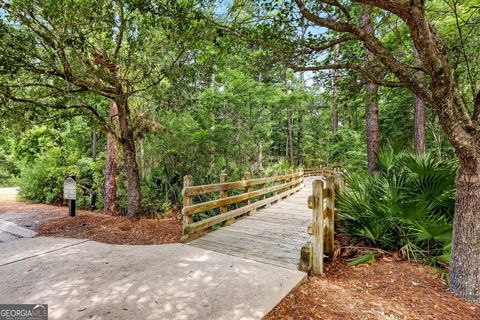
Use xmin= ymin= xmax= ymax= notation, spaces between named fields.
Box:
xmin=181 ymin=168 xmax=343 ymax=272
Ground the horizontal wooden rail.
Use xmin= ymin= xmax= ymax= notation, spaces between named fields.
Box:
xmin=184 ymin=185 xmax=302 ymax=235
xmin=181 ymin=167 xmax=343 ymax=243
xmin=181 ymin=170 xmax=303 ymax=241
xmin=303 ymin=167 xmax=342 ymax=177
xmin=183 ymin=179 xmax=301 ymax=216
xmin=183 ymin=172 xmax=301 ymax=197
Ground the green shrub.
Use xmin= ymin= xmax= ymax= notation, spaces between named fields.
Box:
xmin=338 ymin=146 xmax=456 ymax=263
xmin=17 ymin=147 xmax=103 ymax=208
xmin=18 ymin=147 xmax=71 ymax=203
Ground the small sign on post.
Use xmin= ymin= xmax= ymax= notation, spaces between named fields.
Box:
xmin=64 ymin=176 xmax=76 ymax=217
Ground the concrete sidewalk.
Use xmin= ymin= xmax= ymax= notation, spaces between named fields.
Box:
xmin=0 ymin=237 xmax=305 ymax=320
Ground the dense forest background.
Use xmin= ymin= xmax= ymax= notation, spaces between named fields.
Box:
xmin=0 ymin=0 xmax=461 ymax=215
xmin=0 ymin=47 xmax=455 ymax=214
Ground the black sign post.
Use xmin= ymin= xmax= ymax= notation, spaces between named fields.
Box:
xmin=64 ymin=176 xmax=77 ymax=217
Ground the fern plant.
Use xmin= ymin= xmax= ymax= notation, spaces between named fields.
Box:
xmin=338 ymin=146 xmax=457 ymax=263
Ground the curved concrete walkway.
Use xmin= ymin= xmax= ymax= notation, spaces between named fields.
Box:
xmin=0 ymin=237 xmax=305 ymax=320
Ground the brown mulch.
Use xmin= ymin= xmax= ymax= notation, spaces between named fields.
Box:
xmin=0 ymin=199 xmax=182 ymax=245
xmin=266 ymin=257 xmax=479 ymax=320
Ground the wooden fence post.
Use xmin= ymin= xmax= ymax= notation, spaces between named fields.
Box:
xmin=181 ymin=175 xmax=193 ymax=241
xmin=299 ymin=241 xmax=312 ymax=272
xmin=290 ymin=169 xmax=294 ymax=189
xmin=261 ymin=172 xmax=267 ymax=200
xmin=220 ymin=172 xmax=233 ymax=225
xmin=219 ymin=172 xmax=227 ymax=213
xmin=298 ymin=169 xmax=303 ymax=188
xmin=274 ymin=171 xmax=279 ymax=196
xmin=244 ymin=172 xmax=253 ymax=214
xmin=310 ymin=179 xmax=324 ymax=274
xmin=324 ymin=176 xmax=335 ymax=254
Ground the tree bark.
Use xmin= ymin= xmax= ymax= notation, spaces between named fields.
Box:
xmin=297 ymin=113 xmax=303 ymax=165
xmin=450 ymin=159 xmax=480 ymax=302
xmin=414 ymin=94 xmax=426 ymax=154
xmin=104 ymin=99 xmax=118 ymax=216
xmin=291 ymin=0 xmax=480 ymax=302
xmin=287 ymin=108 xmax=294 ymax=165
xmin=256 ymin=139 xmax=264 ymax=172
xmin=115 ymin=96 xmax=143 ymax=218
xmin=332 ymin=42 xmax=340 ymax=134
xmin=363 ymin=11 xmax=380 ymax=175
xmin=413 ymin=48 xmax=426 ymax=154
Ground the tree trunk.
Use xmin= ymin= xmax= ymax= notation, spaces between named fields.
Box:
xmin=257 ymin=139 xmax=264 ymax=172
xmin=115 ymin=96 xmax=142 ymax=218
xmin=235 ymin=116 xmax=242 ymax=165
xmin=363 ymin=11 xmax=380 ymax=175
xmin=450 ymin=159 xmax=480 ymax=302
xmin=414 ymin=95 xmax=426 ymax=154
xmin=332 ymin=42 xmax=340 ymax=134
xmin=287 ymin=108 xmax=294 ymax=165
xmin=104 ymin=99 xmax=118 ymax=216
xmin=413 ymin=48 xmax=426 ymax=154
xmin=297 ymin=113 xmax=303 ymax=166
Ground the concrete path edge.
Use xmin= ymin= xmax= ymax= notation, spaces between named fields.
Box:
xmin=0 ymin=218 xmax=37 ymax=238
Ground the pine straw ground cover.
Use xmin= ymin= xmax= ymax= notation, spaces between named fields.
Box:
xmin=0 ymin=200 xmax=182 ymax=244
xmin=266 ymin=257 xmax=479 ymax=320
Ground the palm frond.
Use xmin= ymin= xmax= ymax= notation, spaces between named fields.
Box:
xmin=337 ymin=147 xmax=456 ymax=263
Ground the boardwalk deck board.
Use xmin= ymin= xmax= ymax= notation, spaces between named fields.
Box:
xmin=213 ymin=226 xmax=309 ymax=242
xmin=189 ymin=176 xmax=320 ymax=270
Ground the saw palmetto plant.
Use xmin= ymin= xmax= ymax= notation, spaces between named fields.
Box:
xmin=338 ymin=146 xmax=456 ymax=264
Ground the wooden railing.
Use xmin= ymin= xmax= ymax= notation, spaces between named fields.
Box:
xmin=303 ymin=167 xmax=343 ymax=177
xmin=299 ymin=172 xmax=343 ymax=274
xmin=181 ymin=170 xmax=304 ymax=242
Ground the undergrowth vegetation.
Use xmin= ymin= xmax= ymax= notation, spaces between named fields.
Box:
xmin=338 ymin=146 xmax=456 ymax=265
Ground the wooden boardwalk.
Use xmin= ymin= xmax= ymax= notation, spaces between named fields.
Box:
xmin=189 ymin=176 xmax=320 ymax=270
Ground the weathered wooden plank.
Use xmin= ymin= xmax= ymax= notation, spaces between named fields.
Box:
xmin=219 ymin=172 xmax=228 ymax=214
xmin=191 ymin=241 xmax=298 ymax=269
xmin=202 ymin=227 xmax=305 ymax=245
xmin=233 ymin=215 xmax=309 ymax=226
xmin=183 ymin=172 xmax=303 ymax=197
xmin=183 ymin=179 xmax=301 ymax=216
xmin=181 ymin=175 xmax=193 ymax=240
xmin=235 ymin=214 xmax=308 ymax=224
xmin=244 ymin=215 xmax=310 ymax=227
xmin=218 ymin=228 xmax=309 ymax=245
xmin=240 ymin=216 xmax=308 ymax=228
xmin=254 ymin=212 xmax=311 ymax=220
xmin=192 ymin=238 xmax=301 ymax=262
xmin=199 ymin=233 xmax=303 ymax=253
xmin=311 ymin=179 xmax=324 ymax=275
xmin=183 ymin=185 xmax=302 ymax=235
xmin=244 ymin=172 xmax=252 ymax=212
xmin=259 ymin=208 xmax=311 ymax=215
xmin=324 ymin=176 xmax=335 ymax=254
xmin=255 ymin=206 xmax=310 ymax=213
xmin=183 ymin=168 xmax=340 ymax=271
xmin=227 ymin=221 xmax=308 ymax=234
xmin=299 ymin=242 xmax=312 ymax=272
